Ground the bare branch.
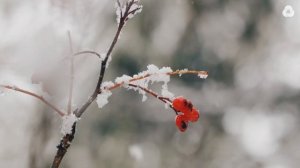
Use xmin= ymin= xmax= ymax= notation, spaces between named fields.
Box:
xmin=0 ymin=84 xmax=65 ymax=116
xmin=67 ymin=31 xmax=74 ymax=115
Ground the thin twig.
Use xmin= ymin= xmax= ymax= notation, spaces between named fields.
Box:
xmin=67 ymin=31 xmax=74 ymax=115
xmin=128 ymin=84 xmax=178 ymax=114
xmin=73 ymin=51 xmax=101 ymax=59
xmin=0 ymin=85 xmax=65 ymax=116
xmin=128 ymin=84 xmax=171 ymax=103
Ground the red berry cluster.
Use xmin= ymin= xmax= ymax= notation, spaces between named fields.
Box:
xmin=172 ymin=97 xmax=199 ymax=132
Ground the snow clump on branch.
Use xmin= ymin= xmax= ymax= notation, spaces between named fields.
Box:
xmin=96 ymin=81 xmax=114 ymax=108
xmin=61 ymin=114 xmax=79 ymax=135
xmin=114 ymin=64 xmax=174 ymax=102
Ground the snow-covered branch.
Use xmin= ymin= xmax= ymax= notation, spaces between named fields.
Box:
xmin=108 ymin=65 xmax=208 ymax=92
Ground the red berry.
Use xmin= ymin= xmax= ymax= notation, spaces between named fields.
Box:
xmin=172 ymin=96 xmax=193 ymax=113
xmin=185 ymin=108 xmax=199 ymax=122
xmin=175 ymin=115 xmax=188 ymax=132
xmin=173 ymin=97 xmax=200 ymax=132
xmin=172 ymin=96 xmax=185 ymax=111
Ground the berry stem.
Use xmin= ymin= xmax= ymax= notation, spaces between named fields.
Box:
xmin=128 ymin=84 xmax=178 ymax=115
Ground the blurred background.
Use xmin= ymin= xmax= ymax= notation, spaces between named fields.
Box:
xmin=0 ymin=0 xmax=300 ymax=167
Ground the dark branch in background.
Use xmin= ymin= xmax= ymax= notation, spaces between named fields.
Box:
xmin=51 ymin=1 xmax=142 ymax=167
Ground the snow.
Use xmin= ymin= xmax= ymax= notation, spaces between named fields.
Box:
xmin=198 ymin=72 xmax=208 ymax=79
xmin=161 ymin=84 xmax=174 ymax=98
xmin=115 ymin=2 xmax=124 ymax=24
xmin=115 ymin=74 xmax=132 ymax=85
xmin=142 ymin=94 xmax=147 ymax=102
xmin=143 ymin=64 xmax=172 ymax=85
xmin=109 ymin=64 xmax=176 ymax=102
xmin=99 ymin=52 xmax=112 ymax=68
xmin=147 ymin=64 xmax=159 ymax=74
xmin=61 ymin=113 xmax=79 ymax=135
xmin=96 ymin=89 xmax=112 ymax=108
xmin=101 ymin=81 xmax=114 ymax=89
xmin=106 ymin=54 xmax=112 ymax=68
xmin=146 ymin=65 xmax=172 ymax=84
xmin=99 ymin=53 xmax=106 ymax=61
xmin=112 ymin=64 xmax=206 ymax=103
xmin=124 ymin=64 xmax=174 ymax=102
xmin=128 ymin=4 xmax=143 ymax=19
xmin=145 ymin=65 xmax=173 ymax=99
xmin=96 ymin=81 xmax=114 ymax=109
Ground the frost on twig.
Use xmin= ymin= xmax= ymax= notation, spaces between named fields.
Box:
xmin=115 ymin=0 xmax=143 ymax=25
xmin=198 ymin=72 xmax=208 ymax=79
xmin=112 ymin=64 xmax=174 ymax=102
xmin=96 ymin=81 xmax=114 ymax=108
xmin=106 ymin=66 xmax=209 ymax=105
xmin=61 ymin=114 xmax=79 ymax=135
xmin=96 ymin=90 xmax=112 ymax=108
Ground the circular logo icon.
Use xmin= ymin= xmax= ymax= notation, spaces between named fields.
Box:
xmin=282 ymin=5 xmax=295 ymax=18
